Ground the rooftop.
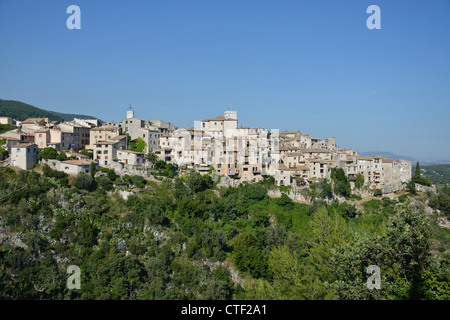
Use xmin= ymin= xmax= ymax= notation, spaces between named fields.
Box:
xmin=61 ymin=159 xmax=92 ymax=166
xmin=12 ymin=143 xmax=36 ymax=148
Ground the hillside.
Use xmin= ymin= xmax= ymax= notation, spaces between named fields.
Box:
xmin=0 ymin=99 xmax=101 ymax=123
xmin=0 ymin=166 xmax=448 ymax=300
xmin=419 ymin=164 xmax=450 ymax=187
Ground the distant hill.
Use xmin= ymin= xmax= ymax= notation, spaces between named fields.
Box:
xmin=358 ymin=151 xmax=416 ymax=162
xmin=0 ymin=99 xmax=101 ymax=123
xmin=415 ymin=164 xmax=450 ymax=188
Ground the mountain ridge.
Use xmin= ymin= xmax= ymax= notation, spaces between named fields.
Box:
xmin=0 ymin=99 xmax=102 ymax=123
xmin=358 ymin=151 xmax=416 ymax=162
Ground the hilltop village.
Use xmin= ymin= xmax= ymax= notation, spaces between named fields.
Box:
xmin=0 ymin=108 xmax=411 ymax=198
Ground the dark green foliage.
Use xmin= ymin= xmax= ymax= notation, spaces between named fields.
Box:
xmin=0 ymin=99 xmax=98 ymax=122
xmin=0 ymin=168 xmax=448 ymax=301
xmin=80 ymin=149 xmax=94 ymax=159
xmin=73 ymin=172 xmax=95 ymax=191
xmin=354 ymin=174 xmax=365 ymax=189
xmin=276 ymin=193 xmax=294 ymax=210
xmin=153 ymin=160 xmax=177 ymax=178
xmin=130 ymin=175 xmax=146 ymax=188
xmin=95 ymin=175 xmax=113 ymax=190
xmin=398 ymin=193 xmax=408 ymax=203
xmin=319 ymin=180 xmax=333 ymax=199
xmin=129 ymin=137 xmax=146 ymax=153
xmin=0 ymin=124 xmax=17 ymax=134
xmin=98 ymin=167 xmax=117 ymax=181
xmin=416 ymin=164 xmax=450 ymax=188
xmin=42 ymin=164 xmax=68 ymax=186
xmin=412 ymin=162 xmax=432 ymax=186
xmin=429 ymin=185 xmax=450 ymax=218
xmin=240 ymin=183 xmax=267 ymax=201
xmin=331 ymin=168 xmax=351 ymax=197
xmin=407 ymin=180 xmax=417 ymax=195
xmin=232 ymin=232 xmax=270 ymax=279
xmin=186 ymin=172 xmax=211 ymax=193
xmin=37 ymin=147 xmax=59 ymax=160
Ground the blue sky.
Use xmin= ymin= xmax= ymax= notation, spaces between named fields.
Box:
xmin=0 ymin=0 xmax=449 ymax=161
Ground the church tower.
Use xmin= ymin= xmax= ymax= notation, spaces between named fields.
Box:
xmin=126 ymin=106 xmax=134 ymax=119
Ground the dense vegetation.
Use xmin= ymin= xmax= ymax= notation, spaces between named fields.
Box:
xmin=0 ymin=166 xmax=449 ymax=300
xmin=417 ymin=164 xmax=450 ymax=188
xmin=0 ymin=99 xmax=99 ymax=122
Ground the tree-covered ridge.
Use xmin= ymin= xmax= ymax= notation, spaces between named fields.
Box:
xmin=0 ymin=99 xmax=100 ymax=122
xmin=0 ymin=167 xmax=448 ymax=300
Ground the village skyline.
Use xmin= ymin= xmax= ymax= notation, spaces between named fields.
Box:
xmin=1 ymin=0 xmax=449 ymax=161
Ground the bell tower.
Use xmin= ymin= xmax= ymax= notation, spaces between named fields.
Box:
xmin=126 ymin=105 xmax=134 ymax=119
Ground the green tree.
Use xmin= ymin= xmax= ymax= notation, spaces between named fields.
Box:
xmin=73 ymin=172 xmax=95 ymax=191
xmin=37 ymin=147 xmax=58 ymax=161
xmin=354 ymin=174 xmax=365 ymax=189
xmin=145 ymin=152 xmax=158 ymax=169
xmin=90 ymin=162 xmax=96 ymax=179
xmin=414 ymin=162 xmax=421 ymax=180
xmin=319 ymin=180 xmax=333 ymax=199
xmin=276 ymin=193 xmax=294 ymax=210
xmin=245 ymin=245 xmax=329 ymax=300
xmin=186 ymin=172 xmax=208 ymax=193
xmin=330 ymin=207 xmax=435 ymax=300
xmin=307 ymin=206 xmax=350 ymax=285
xmin=79 ymin=149 xmax=93 ymax=159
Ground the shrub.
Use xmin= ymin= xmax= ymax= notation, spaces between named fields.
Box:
xmin=73 ymin=172 xmax=95 ymax=191
xmin=398 ymin=194 xmax=408 ymax=203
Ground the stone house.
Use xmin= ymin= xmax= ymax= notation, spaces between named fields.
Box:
xmin=10 ymin=143 xmax=38 ymax=170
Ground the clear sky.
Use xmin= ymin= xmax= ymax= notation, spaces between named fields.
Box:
xmin=0 ymin=0 xmax=449 ymax=161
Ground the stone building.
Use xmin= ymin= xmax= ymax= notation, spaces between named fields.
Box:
xmin=10 ymin=143 xmax=38 ymax=170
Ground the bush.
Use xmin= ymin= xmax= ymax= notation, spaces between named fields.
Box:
xmin=186 ymin=172 xmax=208 ymax=193
xmin=398 ymin=194 xmax=408 ymax=203
xmin=96 ymin=175 xmax=113 ymax=190
xmin=276 ymin=193 xmax=294 ymax=210
xmin=130 ymin=175 xmax=146 ymax=188
xmin=73 ymin=172 xmax=95 ymax=191
xmin=42 ymin=164 xmax=68 ymax=186
xmin=37 ymin=147 xmax=59 ymax=161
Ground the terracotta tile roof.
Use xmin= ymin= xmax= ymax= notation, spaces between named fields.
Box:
xmin=90 ymin=126 xmax=120 ymax=131
xmin=12 ymin=143 xmax=36 ymax=148
xmin=202 ymin=116 xmax=225 ymax=121
xmin=61 ymin=159 xmax=92 ymax=166
xmin=22 ymin=118 xmax=47 ymax=124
